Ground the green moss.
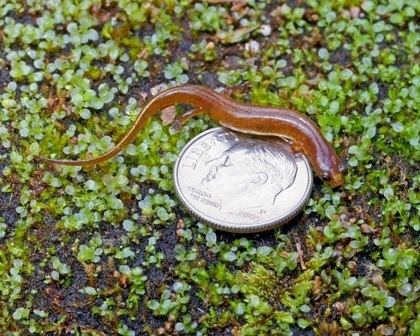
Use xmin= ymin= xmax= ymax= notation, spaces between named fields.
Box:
xmin=0 ymin=0 xmax=418 ymax=334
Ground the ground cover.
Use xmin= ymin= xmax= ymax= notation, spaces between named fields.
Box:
xmin=0 ymin=0 xmax=418 ymax=335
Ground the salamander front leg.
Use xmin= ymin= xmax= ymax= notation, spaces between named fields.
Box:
xmin=171 ymin=107 xmax=205 ymax=131
xmin=291 ymin=141 xmax=308 ymax=160
xmin=291 ymin=141 xmax=304 ymax=153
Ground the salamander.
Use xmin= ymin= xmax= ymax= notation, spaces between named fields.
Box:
xmin=37 ymin=85 xmax=345 ymax=187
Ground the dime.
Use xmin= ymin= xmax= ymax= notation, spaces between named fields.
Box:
xmin=173 ymin=127 xmax=313 ymax=233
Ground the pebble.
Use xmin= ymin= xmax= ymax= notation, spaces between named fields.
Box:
xmin=206 ymin=41 xmax=215 ymax=50
xmin=377 ymin=324 xmax=395 ymax=336
xmin=260 ymin=24 xmax=272 ymax=36
xmin=350 ymin=6 xmax=360 ymax=19
xmin=245 ymin=40 xmax=260 ymax=54
xmin=150 ymin=83 xmax=168 ymax=96
xmin=333 ymin=301 xmax=345 ymax=313
xmin=160 ymin=106 xmax=176 ymax=125
xmin=223 ymin=55 xmax=242 ymax=69
xmin=361 ymin=223 xmax=373 ymax=233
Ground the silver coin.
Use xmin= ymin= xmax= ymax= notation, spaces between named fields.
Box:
xmin=173 ymin=127 xmax=313 ymax=233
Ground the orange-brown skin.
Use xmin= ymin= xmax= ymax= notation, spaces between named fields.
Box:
xmin=38 ymin=85 xmax=345 ymax=187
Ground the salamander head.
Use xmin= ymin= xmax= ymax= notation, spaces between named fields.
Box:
xmin=319 ymin=159 xmax=346 ymax=188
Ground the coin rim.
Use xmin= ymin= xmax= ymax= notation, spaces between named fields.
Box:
xmin=173 ymin=127 xmax=313 ymax=233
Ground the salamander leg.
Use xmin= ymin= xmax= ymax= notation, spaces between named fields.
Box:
xmin=291 ymin=142 xmax=303 ymax=153
xmin=171 ymin=107 xmax=205 ymax=131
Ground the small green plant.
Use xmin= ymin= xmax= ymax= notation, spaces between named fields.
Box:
xmin=189 ymin=3 xmax=227 ymax=33
xmin=76 ymin=236 xmax=103 ymax=263
xmin=49 ymin=256 xmax=71 ymax=282
xmin=164 ymin=59 xmax=189 ymax=84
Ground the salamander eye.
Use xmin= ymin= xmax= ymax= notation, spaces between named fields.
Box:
xmin=321 ymin=171 xmax=331 ymax=180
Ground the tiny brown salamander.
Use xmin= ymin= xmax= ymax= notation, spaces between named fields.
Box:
xmin=38 ymin=85 xmax=345 ymax=187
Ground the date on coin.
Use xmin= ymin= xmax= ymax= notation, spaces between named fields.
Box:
xmin=174 ymin=128 xmax=313 ymax=233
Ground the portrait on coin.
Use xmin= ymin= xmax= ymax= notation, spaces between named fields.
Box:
xmin=201 ymin=140 xmax=297 ymax=213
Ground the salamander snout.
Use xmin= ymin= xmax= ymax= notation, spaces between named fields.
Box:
xmin=327 ymin=172 xmax=344 ymax=188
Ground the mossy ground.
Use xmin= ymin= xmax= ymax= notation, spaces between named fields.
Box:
xmin=0 ymin=1 xmax=418 ymax=335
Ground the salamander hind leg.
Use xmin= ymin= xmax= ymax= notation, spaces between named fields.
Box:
xmin=171 ymin=107 xmax=205 ymax=131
